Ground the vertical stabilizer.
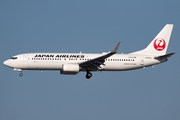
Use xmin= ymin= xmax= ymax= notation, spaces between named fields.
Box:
xmin=131 ymin=24 xmax=173 ymax=55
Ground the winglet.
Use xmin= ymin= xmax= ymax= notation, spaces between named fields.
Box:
xmin=111 ymin=42 xmax=120 ymax=53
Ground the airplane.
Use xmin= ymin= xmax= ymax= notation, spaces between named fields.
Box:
xmin=3 ymin=24 xmax=175 ymax=79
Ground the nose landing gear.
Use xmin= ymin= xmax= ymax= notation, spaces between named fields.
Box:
xmin=19 ymin=72 xmax=23 ymax=77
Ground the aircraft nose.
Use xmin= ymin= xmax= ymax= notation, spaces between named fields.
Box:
xmin=3 ymin=60 xmax=11 ymax=67
xmin=3 ymin=60 xmax=7 ymax=66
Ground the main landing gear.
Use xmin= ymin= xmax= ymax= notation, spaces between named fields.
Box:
xmin=86 ymin=71 xmax=92 ymax=79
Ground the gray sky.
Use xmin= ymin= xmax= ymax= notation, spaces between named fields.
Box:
xmin=0 ymin=0 xmax=180 ymax=120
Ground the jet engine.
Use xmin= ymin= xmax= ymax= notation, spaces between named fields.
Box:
xmin=61 ymin=64 xmax=80 ymax=75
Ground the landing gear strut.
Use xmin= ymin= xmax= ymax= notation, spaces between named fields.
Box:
xmin=86 ymin=71 xmax=92 ymax=79
xmin=19 ymin=72 xmax=23 ymax=77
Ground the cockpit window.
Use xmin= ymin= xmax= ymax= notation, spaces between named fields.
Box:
xmin=10 ymin=57 xmax=18 ymax=60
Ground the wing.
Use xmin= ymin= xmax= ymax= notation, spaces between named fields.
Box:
xmin=79 ymin=42 xmax=120 ymax=71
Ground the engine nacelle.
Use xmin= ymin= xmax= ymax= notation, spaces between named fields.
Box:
xmin=61 ymin=64 xmax=80 ymax=75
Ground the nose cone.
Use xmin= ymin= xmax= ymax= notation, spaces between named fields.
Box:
xmin=3 ymin=60 xmax=11 ymax=67
xmin=3 ymin=60 xmax=7 ymax=66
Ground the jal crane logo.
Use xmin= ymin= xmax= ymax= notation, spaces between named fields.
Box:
xmin=153 ymin=38 xmax=166 ymax=51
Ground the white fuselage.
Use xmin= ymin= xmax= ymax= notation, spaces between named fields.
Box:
xmin=3 ymin=53 xmax=163 ymax=71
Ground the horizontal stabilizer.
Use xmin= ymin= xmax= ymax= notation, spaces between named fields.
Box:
xmin=154 ymin=53 xmax=175 ymax=59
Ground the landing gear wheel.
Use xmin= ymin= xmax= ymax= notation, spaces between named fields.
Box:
xmin=19 ymin=73 xmax=23 ymax=77
xmin=86 ymin=72 xmax=92 ymax=79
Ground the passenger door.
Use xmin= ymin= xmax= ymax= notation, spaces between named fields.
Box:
xmin=140 ymin=56 xmax=144 ymax=65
